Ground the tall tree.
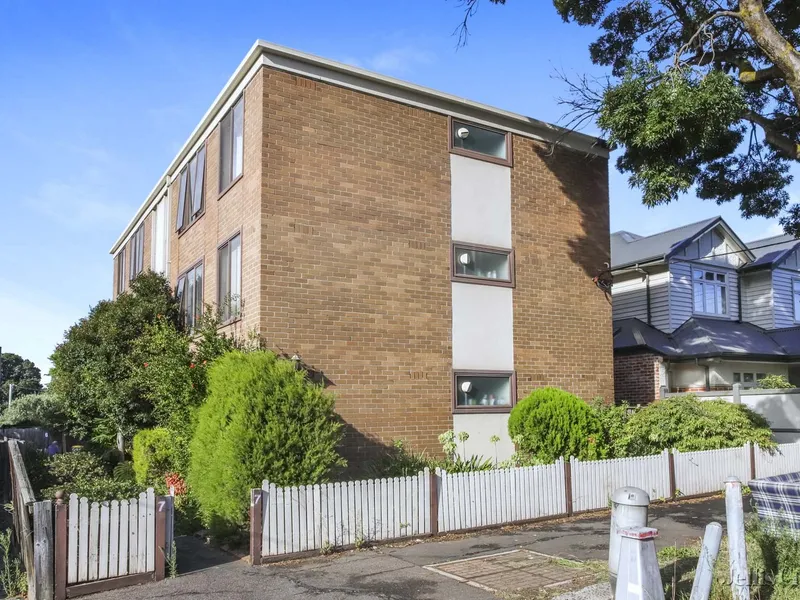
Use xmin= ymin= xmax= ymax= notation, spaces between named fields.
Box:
xmin=0 ymin=352 xmax=42 ymax=404
xmin=457 ymin=0 xmax=800 ymax=234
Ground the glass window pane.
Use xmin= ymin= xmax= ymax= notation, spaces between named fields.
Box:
xmin=757 ymin=373 xmax=767 ymax=381
xmin=454 ymin=246 xmax=511 ymax=281
xmin=733 ymin=373 xmax=741 ymax=383
xmin=693 ymin=282 xmax=704 ymax=312
xmin=716 ymin=273 xmax=726 ymax=282
xmin=218 ymin=244 xmax=230 ymax=321
xmin=455 ymin=375 xmax=512 ymax=407
xmin=704 ymin=285 xmax=716 ymax=314
xmin=744 ymin=373 xmax=754 ymax=383
xmin=717 ymin=286 xmax=727 ymax=314
xmin=220 ymin=112 xmax=232 ymax=190
xmin=230 ymin=234 xmax=242 ymax=317
xmin=794 ymin=284 xmax=800 ymax=320
xmin=452 ymin=121 xmax=507 ymax=159
xmin=693 ymin=270 xmax=703 ymax=279
xmin=704 ymin=272 xmax=715 ymax=281
xmin=232 ymin=99 xmax=244 ymax=178
xmin=194 ymin=265 xmax=203 ymax=326
xmin=793 ymin=280 xmax=800 ymax=293
xmin=185 ymin=272 xmax=194 ymax=328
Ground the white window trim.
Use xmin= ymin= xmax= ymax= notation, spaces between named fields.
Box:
xmin=692 ymin=267 xmax=729 ymax=317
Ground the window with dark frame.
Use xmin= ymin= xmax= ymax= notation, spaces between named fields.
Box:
xmin=449 ymin=118 xmax=511 ymax=165
xmin=217 ymin=233 xmax=242 ymax=322
xmin=176 ymin=145 xmax=206 ymax=233
xmin=451 ymin=242 xmax=514 ymax=287
xmin=176 ymin=262 xmax=203 ymax=330
xmin=116 ymin=249 xmax=126 ymax=295
xmin=219 ymin=97 xmax=244 ymax=192
xmin=453 ymin=371 xmax=516 ymax=412
xmin=129 ymin=225 xmax=144 ymax=281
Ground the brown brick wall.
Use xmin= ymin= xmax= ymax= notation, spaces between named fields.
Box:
xmin=258 ymin=69 xmax=453 ymax=461
xmin=168 ymin=74 xmax=263 ymax=336
xmin=614 ymin=352 xmax=662 ymax=405
xmin=511 ymin=140 xmax=614 ymax=402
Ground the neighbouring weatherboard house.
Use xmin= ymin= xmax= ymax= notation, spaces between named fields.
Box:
xmin=611 ymin=217 xmax=800 ymax=404
xmin=109 ymin=41 xmax=614 ymax=463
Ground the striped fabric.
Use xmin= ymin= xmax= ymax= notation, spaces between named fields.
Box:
xmin=749 ymin=472 xmax=800 ymax=535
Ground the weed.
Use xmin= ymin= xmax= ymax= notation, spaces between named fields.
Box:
xmin=167 ymin=541 xmax=178 ymax=579
xmin=320 ymin=542 xmax=334 ymax=556
xmin=0 ymin=528 xmax=27 ymax=598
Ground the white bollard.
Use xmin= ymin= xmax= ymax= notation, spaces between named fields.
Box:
xmin=609 ymin=487 xmax=650 ymax=594
xmin=689 ymin=522 xmax=723 ymax=600
xmin=614 ymin=526 xmax=665 ymax=600
xmin=725 ymin=477 xmax=750 ymax=600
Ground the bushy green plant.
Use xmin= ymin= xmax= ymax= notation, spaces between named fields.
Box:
xmin=0 ymin=392 xmax=65 ymax=429
xmin=756 ymin=374 xmax=794 ymax=390
xmin=365 ymin=440 xmax=435 ymax=479
xmin=0 ymin=527 xmax=27 ymax=598
xmin=132 ymin=428 xmax=188 ymax=485
xmin=616 ymin=395 xmax=775 ymax=456
xmin=590 ymin=397 xmax=631 ymax=459
xmin=508 ymin=387 xmax=606 ymax=463
xmin=42 ymin=449 xmax=141 ymax=501
xmin=188 ymin=351 xmax=346 ymax=538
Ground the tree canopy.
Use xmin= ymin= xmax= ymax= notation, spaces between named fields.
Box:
xmin=458 ymin=0 xmax=800 ymax=235
xmin=1 ymin=352 xmax=42 ymax=404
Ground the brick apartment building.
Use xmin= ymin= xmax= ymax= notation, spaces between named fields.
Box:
xmin=110 ymin=41 xmax=613 ymax=462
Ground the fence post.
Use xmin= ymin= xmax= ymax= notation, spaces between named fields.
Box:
xmin=250 ymin=489 xmax=263 ymax=566
xmin=54 ymin=496 xmax=67 ymax=600
xmin=33 ymin=500 xmax=54 ymax=600
xmin=154 ymin=497 xmax=167 ymax=582
xmin=429 ymin=469 xmax=439 ymax=536
xmin=668 ymin=450 xmax=677 ymax=499
xmin=748 ymin=443 xmax=756 ymax=482
xmin=564 ymin=458 xmax=573 ymax=517
xmin=732 ymin=383 xmax=742 ymax=404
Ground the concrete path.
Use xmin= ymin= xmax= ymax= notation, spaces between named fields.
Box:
xmin=88 ymin=496 xmax=736 ymax=600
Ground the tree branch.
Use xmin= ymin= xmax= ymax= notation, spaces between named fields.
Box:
xmin=743 ymin=109 xmax=800 ymax=159
xmin=674 ymin=10 xmax=741 ymax=67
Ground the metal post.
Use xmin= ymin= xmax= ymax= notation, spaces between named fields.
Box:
xmin=725 ymin=477 xmax=750 ymax=600
xmin=614 ymin=527 xmax=664 ymax=600
xmin=609 ymin=487 xmax=650 ymax=594
xmin=689 ymin=522 xmax=723 ymax=600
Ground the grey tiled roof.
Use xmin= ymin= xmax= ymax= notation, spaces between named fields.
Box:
xmin=614 ymin=317 xmax=800 ymax=359
xmin=611 ymin=217 xmax=719 ymax=269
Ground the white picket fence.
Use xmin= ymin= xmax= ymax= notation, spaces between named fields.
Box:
xmin=570 ymin=451 xmax=672 ymax=512
xmin=674 ymin=445 xmax=752 ymax=497
xmin=755 ymin=442 xmax=800 ymax=478
xmin=437 ymin=460 xmax=567 ymax=532
xmin=67 ymin=489 xmax=155 ymax=584
xmin=260 ymin=469 xmax=431 ymax=556
xmin=253 ymin=442 xmax=800 ymax=559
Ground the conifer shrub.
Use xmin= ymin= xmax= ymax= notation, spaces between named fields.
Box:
xmin=188 ymin=351 xmax=345 ymax=538
xmin=507 ymin=387 xmax=606 ymax=463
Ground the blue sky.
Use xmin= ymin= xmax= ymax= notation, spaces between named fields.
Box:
xmin=0 ymin=0 xmax=795 ymax=378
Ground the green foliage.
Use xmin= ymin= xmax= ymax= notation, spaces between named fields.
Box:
xmin=42 ymin=449 xmax=141 ymax=501
xmin=508 ymin=387 xmax=606 ymax=462
xmin=615 ymin=395 xmax=775 ymax=456
xmin=365 ymin=439 xmax=435 ymax=478
xmin=0 ymin=392 xmax=66 ymax=429
xmin=132 ymin=428 xmax=187 ymax=486
xmin=49 ymin=272 xmax=182 ymax=446
xmin=756 ymin=374 xmax=794 ymax=390
xmin=0 ymin=527 xmax=27 ymax=598
xmin=550 ymin=0 xmax=800 ymax=233
xmin=188 ymin=351 xmax=346 ymax=537
xmin=0 ymin=351 xmax=42 ymax=406
xmin=589 ymin=397 xmax=631 ymax=458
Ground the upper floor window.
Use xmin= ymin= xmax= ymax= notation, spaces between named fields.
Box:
xmin=692 ymin=268 xmax=727 ymax=315
xmin=115 ymin=249 xmax=125 ymax=295
xmin=794 ymin=280 xmax=800 ymax=322
xmin=217 ymin=233 xmax=242 ymax=322
xmin=129 ymin=225 xmax=144 ymax=281
xmin=451 ymin=242 xmax=515 ymax=288
xmin=176 ymin=262 xmax=203 ymax=330
xmin=219 ymin=97 xmax=244 ymax=192
xmin=177 ymin=145 xmax=206 ymax=233
xmin=449 ymin=118 xmax=511 ymax=166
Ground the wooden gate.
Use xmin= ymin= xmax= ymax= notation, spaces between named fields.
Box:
xmin=54 ymin=488 xmax=173 ymax=599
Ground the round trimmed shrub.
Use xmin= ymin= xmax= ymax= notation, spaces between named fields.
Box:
xmin=508 ymin=387 xmax=606 ymax=463
xmin=616 ymin=395 xmax=775 ymax=456
xmin=188 ymin=351 xmax=346 ymax=537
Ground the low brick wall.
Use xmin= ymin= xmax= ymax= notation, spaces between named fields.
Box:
xmin=613 ymin=352 xmax=661 ymax=405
